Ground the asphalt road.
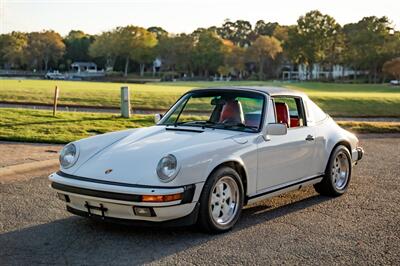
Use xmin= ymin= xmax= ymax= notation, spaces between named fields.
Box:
xmin=0 ymin=135 xmax=399 ymax=265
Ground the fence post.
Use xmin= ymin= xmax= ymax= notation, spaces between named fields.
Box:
xmin=53 ymin=86 xmax=59 ymax=116
xmin=120 ymin=86 xmax=131 ymax=118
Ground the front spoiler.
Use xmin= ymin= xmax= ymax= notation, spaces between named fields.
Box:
xmin=67 ymin=203 xmax=200 ymax=227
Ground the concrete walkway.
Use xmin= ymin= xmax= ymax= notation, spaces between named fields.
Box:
xmin=0 ymin=141 xmax=61 ymax=184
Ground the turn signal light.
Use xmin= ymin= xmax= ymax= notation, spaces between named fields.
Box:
xmin=141 ymin=193 xmax=183 ymax=202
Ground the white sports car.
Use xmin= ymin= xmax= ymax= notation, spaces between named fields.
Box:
xmin=49 ymin=87 xmax=364 ymax=233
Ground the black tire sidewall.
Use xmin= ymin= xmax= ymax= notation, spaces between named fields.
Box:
xmin=326 ymin=145 xmax=352 ymax=195
xmin=198 ymin=166 xmax=244 ymax=232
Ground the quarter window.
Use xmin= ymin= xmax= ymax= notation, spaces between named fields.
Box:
xmin=306 ymin=98 xmax=327 ymax=123
xmin=273 ymin=96 xmax=306 ymax=128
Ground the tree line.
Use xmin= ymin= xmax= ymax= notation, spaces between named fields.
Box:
xmin=1 ymin=10 xmax=400 ymax=82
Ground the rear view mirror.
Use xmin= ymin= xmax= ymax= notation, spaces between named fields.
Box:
xmin=263 ymin=123 xmax=287 ymax=139
xmin=154 ymin=114 xmax=163 ymax=123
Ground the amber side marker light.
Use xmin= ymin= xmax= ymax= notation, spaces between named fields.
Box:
xmin=141 ymin=193 xmax=183 ymax=202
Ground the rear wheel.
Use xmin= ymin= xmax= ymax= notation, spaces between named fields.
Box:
xmin=314 ymin=145 xmax=352 ymax=196
xmin=197 ymin=166 xmax=244 ymax=233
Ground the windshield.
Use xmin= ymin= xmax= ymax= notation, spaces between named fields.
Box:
xmin=159 ymin=90 xmax=265 ymax=132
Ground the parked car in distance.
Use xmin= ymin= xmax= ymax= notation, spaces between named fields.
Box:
xmin=45 ymin=70 xmax=66 ymax=80
xmin=49 ymin=87 xmax=364 ymax=233
xmin=390 ymin=80 xmax=399 ymax=86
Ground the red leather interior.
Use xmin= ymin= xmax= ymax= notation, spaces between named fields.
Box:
xmin=219 ymin=100 xmax=244 ymax=124
xmin=290 ymin=118 xmax=299 ymax=127
xmin=275 ymin=102 xmax=290 ymax=127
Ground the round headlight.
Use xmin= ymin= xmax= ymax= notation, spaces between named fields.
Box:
xmin=156 ymin=154 xmax=178 ymax=182
xmin=59 ymin=143 xmax=79 ymax=169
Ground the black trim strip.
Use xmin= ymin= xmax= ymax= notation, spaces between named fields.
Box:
xmin=165 ymin=127 xmax=204 ymax=133
xmin=52 ymin=182 xmax=142 ymax=202
xmin=52 ymin=181 xmax=196 ymax=204
xmin=247 ymin=175 xmax=323 ymax=201
xmin=57 ymin=171 xmax=183 ymax=189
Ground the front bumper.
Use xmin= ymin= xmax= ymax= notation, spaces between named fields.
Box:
xmin=352 ymin=147 xmax=364 ymax=164
xmin=49 ymin=171 xmax=203 ymax=224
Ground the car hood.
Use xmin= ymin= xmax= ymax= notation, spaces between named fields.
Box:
xmin=69 ymin=126 xmax=244 ymax=186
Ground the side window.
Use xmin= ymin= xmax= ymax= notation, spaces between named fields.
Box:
xmin=306 ymin=98 xmax=327 ymax=124
xmin=273 ymin=96 xmax=306 ymax=128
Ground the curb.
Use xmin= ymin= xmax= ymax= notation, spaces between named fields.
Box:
xmin=0 ymin=159 xmax=59 ymax=184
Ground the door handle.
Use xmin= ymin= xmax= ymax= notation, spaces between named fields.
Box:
xmin=305 ymin=135 xmax=315 ymax=141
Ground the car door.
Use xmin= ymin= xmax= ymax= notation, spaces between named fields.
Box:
xmin=256 ymin=96 xmax=318 ymax=192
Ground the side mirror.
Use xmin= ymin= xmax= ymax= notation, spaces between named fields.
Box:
xmin=154 ymin=113 xmax=163 ymax=123
xmin=263 ymin=123 xmax=287 ymax=140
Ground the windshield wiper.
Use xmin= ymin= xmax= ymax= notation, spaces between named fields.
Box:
xmin=174 ymin=121 xmax=217 ymax=128
xmin=172 ymin=121 xmax=257 ymax=132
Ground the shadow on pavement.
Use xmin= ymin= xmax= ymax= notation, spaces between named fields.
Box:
xmin=0 ymin=193 xmax=332 ymax=265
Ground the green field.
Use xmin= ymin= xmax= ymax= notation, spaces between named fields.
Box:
xmin=0 ymin=108 xmax=399 ymax=144
xmin=1 ymin=79 xmax=400 ymax=117
xmin=0 ymin=108 xmax=154 ymax=143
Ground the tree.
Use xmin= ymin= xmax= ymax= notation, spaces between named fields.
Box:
xmin=64 ymin=30 xmax=94 ymax=65
xmin=218 ymin=39 xmax=246 ymax=79
xmin=156 ymin=34 xmax=194 ymax=74
xmin=383 ymin=57 xmax=400 ymax=81
xmin=0 ymin=35 xmax=6 ymax=67
xmin=247 ymin=36 xmax=282 ymax=80
xmin=26 ymin=31 xmax=65 ymax=71
xmin=273 ymin=25 xmax=290 ymax=44
xmin=342 ymin=17 xmax=393 ymax=82
xmin=114 ymin=25 xmax=158 ymax=76
xmin=217 ymin=19 xmax=254 ymax=47
xmin=147 ymin=26 xmax=168 ymax=40
xmin=192 ymin=30 xmax=225 ymax=77
xmin=0 ymin=32 xmax=28 ymax=69
xmin=90 ymin=26 xmax=157 ymax=76
xmin=383 ymin=31 xmax=400 ymax=61
xmin=287 ymin=10 xmax=341 ymax=79
xmin=254 ymin=21 xmax=279 ymax=37
xmin=229 ymin=45 xmax=246 ymax=79
xmin=89 ymin=31 xmax=119 ymax=70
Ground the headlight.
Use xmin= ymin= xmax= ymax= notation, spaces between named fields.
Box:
xmin=156 ymin=154 xmax=178 ymax=182
xmin=59 ymin=143 xmax=79 ymax=169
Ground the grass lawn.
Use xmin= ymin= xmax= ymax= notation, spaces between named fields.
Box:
xmin=1 ymin=79 xmax=400 ymax=117
xmin=0 ymin=108 xmax=399 ymax=144
xmin=0 ymin=108 xmax=154 ymax=143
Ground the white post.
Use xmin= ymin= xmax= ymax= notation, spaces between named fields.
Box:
xmin=120 ymin=86 xmax=131 ymax=118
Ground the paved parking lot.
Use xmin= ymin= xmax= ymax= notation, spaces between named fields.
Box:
xmin=0 ymin=135 xmax=399 ymax=265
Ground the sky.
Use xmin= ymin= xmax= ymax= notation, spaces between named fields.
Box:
xmin=1 ymin=0 xmax=400 ymax=36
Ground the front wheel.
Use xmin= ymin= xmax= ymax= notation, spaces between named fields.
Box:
xmin=314 ymin=145 xmax=352 ymax=196
xmin=197 ymin=166 xmax=244 ymax=233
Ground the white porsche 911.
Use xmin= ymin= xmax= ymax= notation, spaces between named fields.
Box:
xmin=49 ymin=87 xmax=363 ymax=233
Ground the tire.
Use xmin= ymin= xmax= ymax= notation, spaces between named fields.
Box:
xmin=314 ymin=145 xmax=352 ymax=197
xmin=197 ymin=166 xmax=244 ymax=233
